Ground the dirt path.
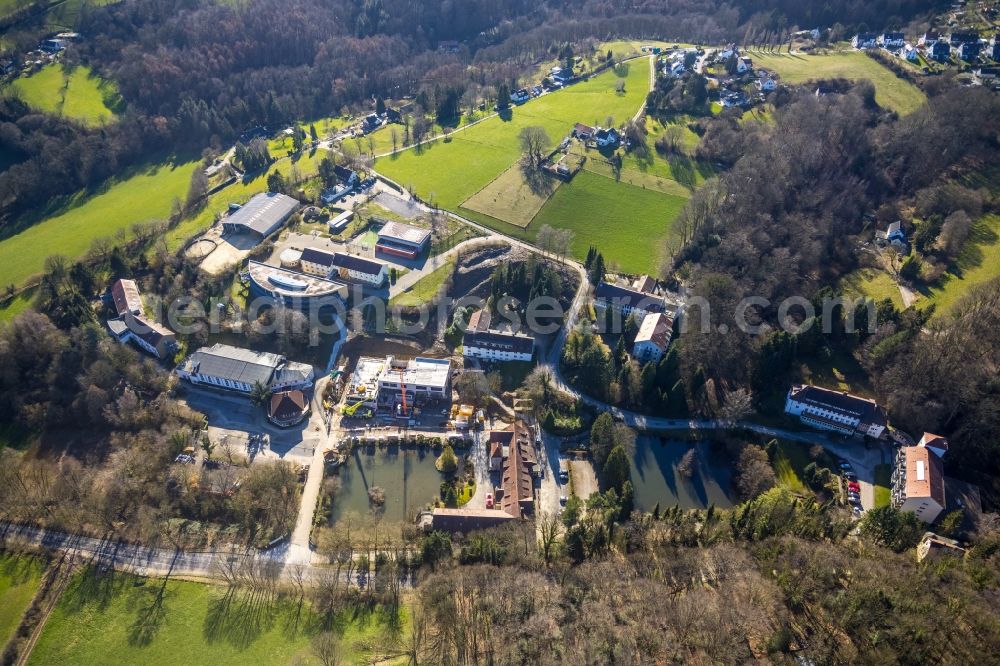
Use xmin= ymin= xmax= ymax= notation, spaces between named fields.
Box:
xmin=14 ymin=554 xmax=78 ymax=666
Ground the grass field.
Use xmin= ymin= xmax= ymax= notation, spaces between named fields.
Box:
xmin=376 ymin=58 xmax=650 ymax=210
xmin=0 ymin=159 xmax=199 ymax=289
xmin=747 ymin=51 xmax=925 ymax=115
xmin=389 ymin=257 xmax=455 ymax=307
xmin=0 ymin=553 xmax=45 ymax=647
xmin=773 ymin=444 xmax=808 ymax=494
xmin=29 ymin=569 xmax=407 ymax=666
xmin=527 ymin=170 xmax=687 ymax=274
xmin=461 ymin=163 xmax=562 ymax=227
xmin=0 ymin=289 xmax=35 ymax=323
xmin=917 ymin=214 xmax=1000 ymax=315
xmin=874 ymin=463 xmax=892 ymax=508
xmin=9 ymin=64 xmax=120 ymax=125
xmin=840 ymin=267 xmax=904 ymax=310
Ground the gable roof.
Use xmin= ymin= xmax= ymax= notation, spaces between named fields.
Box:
xmin=594 ymin=282 xmax=665 ymax=313
xmin=634 ymin=312 xmax=672 ymax=350
xmin=788 ymin=384 xmax=886 ymax=427
xmin=111 ymin=278 xmax=142 ymax=316
xmin=463 ymin=329 xmax=535 ymax=355
xmin=574 ymin=122 xmax=595 ymax=135
xmin=225 ymin=192 xmax=298 ymax=237
xmin=126 ymin=314 xmax=174 ymax=348
xmin=331 ymin=252 xmax=384 ymax=275
xmin=182 ymin=344 xmax=283 ymax=386
xmin=300 ymin=247 xmax=337 ymax=267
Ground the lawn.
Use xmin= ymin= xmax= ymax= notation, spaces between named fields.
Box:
xmin=376 ymin=57 xmax=651 ymax=210
xmin=526 ymin=170 xmax=687 ymax=274
xmin=0 ymin=159 xmax=199 ymax=289
xmin=389 ymin=257 xmax=455 ymax=307
xmin=0 ymin=553 xmax=45 ymax=648
xmin=917 ymin=214 xmax=1000 ymax=316
xmin=9 ymin=64 xmax=121 ymax=125
xmin=772 ymin=441 xmax=808 ymax=494
xmin=840 ymin=267 xmax=904 ymax=310
xmin=462 ymin=163 xmax=562 ymax=228
xmin=29 ymin=569 xmax=408 ymax=666
xmin=747 ymin=51 xmax=925 ymax=115
xmin=0 ymin=289 xmax=35 ymax=323
xmin=874 ymin=463 xmax=892 ymax=508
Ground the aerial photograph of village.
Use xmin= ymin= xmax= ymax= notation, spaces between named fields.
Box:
xmin=0 ymin=0 xmax=998 ymax=663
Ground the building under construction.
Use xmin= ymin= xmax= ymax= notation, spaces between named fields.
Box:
xmin=343 ymin=355 xmax=452 ymax=416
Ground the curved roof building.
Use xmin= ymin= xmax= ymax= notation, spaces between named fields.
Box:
xmin=246 ymin=260 xmax=348 ymax=311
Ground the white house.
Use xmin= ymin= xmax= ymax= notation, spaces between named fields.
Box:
xmin=107 ymin=313 xmax=176 ymax=360
xmin=463 ymin=329 xmax=535 ymax=362
xmin=669 ymin=61 xmax=686 ymax=77
xmin=879 ymin=31 xmax=906 ymax=49
xmin=299 ymin=247 xmax=337 ymax=277
xmin=852 ymin=32 xmax=878 ymax=49
xmin=329 ymin=252 xmax=387 ymax=286
xmin=891 ymin=435 xmax=947 ymax=523
xmin=755 ymin=77 xmax=777 ymax=92
xmin=632 ymin=312 xmax=672 ymax=363
xmin=784 ymin=384 xmax=887 ymax=438
xmin=594 ymin=282 xmax=666 ymax=321
xmin=737 ymin=56 xmax=753 ymax=73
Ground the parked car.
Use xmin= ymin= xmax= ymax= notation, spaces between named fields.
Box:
xmin=559 ymin=495 xmax=568 ymax=505
xmin=844 ymin=472 xmax=857 ymax=482
xmin=848 ymin=482 xmax=861 ymax=493
xmin=839 ymin=462 xmax=853 ymax=470
xmin=853 ymin=506 xmax=864 ymax=517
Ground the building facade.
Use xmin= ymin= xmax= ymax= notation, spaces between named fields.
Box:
xmin=176 ymin=344 xmax=313 ymax=394
xmin=784 ymin=384 xmax=887 ymax=437
xmin=463 ymin=329 xmax=535 ymax=362
xmin=632 ymin=312 xmax=672 ymax=363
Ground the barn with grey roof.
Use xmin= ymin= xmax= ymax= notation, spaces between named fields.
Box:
xmin=222 ymin=192 xmax=299 ymax=240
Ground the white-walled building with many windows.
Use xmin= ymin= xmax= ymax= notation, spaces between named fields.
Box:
xmin=176 ymin=344 xmax=313 ymax=394
xmin=891 ymin=434 xmax=947 ymax=523
xmin=784 ymin=384 xmax=887 ymax=437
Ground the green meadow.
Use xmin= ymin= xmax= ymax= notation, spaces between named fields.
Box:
xmin=9 ymin=64 xmax=121 ymax=125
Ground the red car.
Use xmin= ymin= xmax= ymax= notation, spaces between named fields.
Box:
xmin=848 ymin=482 xmax=861 ymax=493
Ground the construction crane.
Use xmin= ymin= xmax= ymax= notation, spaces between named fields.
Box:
xmin=398 ymin=368 xmax=408 ymax=417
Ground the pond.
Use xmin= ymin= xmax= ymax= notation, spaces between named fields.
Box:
xmin=629 ymin=436 xmax=737 ymax=511
xmin=329 ymin=445 xmax=446 ymax=524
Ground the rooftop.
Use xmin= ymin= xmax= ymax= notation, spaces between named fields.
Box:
xmin=225 ymin=192 xmax=299 ymax=236
xmin=594 ymin=282 xmax=665 ymax=313
xmin=269 ymin=389 xmax=308 ymax=421
xmin=377 ymin=221 xmax=431 ymax=247
xmin=463 ymin=329 xmax=535 ymax=355
xmin=331 ymin=252 xmax=385 ymax=275
xmin=300 ymin=247 xmax=336 ymax=267
xmin=347 ymin=356 xmax=386 ymax=402
xmin=634 ymin=312 xmax=672 ymax=350
xmin=380 ymin=356 xmax=451 ymax=390
xmin=901 ymin=444 xmax=946 ymax=506
xmin=180 ymin=344 xmax=284 ymax=386
xmin=788 ymin=384 xmax=886 ymax=426
xmin=247 ymin=260 xmax=348 ymax=300
xmin=111 ymin=278 xmax=142 ymax=316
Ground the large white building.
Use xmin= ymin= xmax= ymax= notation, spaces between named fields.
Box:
xmin=594 ymin=281 xmax=666 ymax=320
xmin=462 ymin=311 xmax=534 ymax=362
xmin=107 ymin=313 xmax=177 ymax=360
xmin=632 ymin=312 xmax=672 ymax=363
xmin=176 ymin=344 xmax=313 ymax=394
xmin=892 ymin=433 xmax=947 ymax=523
xmin=784 ymin=385 xmax=887 ymax=438
xmin=345 ymin=355 xmax=452 ymax=410
xmin=330 ymin=252 xmax=387 ymax=286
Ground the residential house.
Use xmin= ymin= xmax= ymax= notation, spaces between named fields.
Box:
xmin=632 ymin=312 xmax=673 ymax=363
xmin=755 ymin=77 xmax=777 ymax=92
xmin=107 ymin=313 xmax=177 ymax=360
xmin=573 ymin=123 xmax=595 ymax=140
xmin=488 ymin=429 xmax=512 ymax=472
xmin=110 ymin=278 xmax=143 ymax=317
xmin=329 ymin=252 xmax=388 ymax=286
xmin=631 ymin=275 xmax=657 ymax=294
xmin=268 ymin=389 xmax=309 ymax=427
xmin=903 ymin=44 xmax=920 ymax=61
xmin=875 ymin=220 xmax=907 ymax=250
xmin=880 ymin=31 xmax=906 ymax=49
xmin=891 ymin=434 xmax=947 ymax=523
xmin=437 ymin=40 xmax=461 ymax=53
xmin=384 ymin=107 xmax=403 ymax=124
xmin=929 ymin=40 xmax=952 ymax=61
xmin=718 ymin=43 xmax=737 ymax=60
xmin=362 ymin=113 xmax=382 ymax=134
xmin=320 ymin=165 xmax=359 ymax=204
xmin=958 ymin=41 xmax=981 ymax=61
xmin=949 ymin=31 xmax=980 ymax=46
xmin=669 ymin=61 xmax=686 ymax=77
xmin=422 ymin=508 xmax=514 ymax=533
xmin=737 ymin=56 xmax=753 ymax=73
xmin=510 ymin=88 xmax=530 ymax=104
xmin=463 ymin=328 xmax=535 ymax=362
xmin=974 ymin=66 xmax=1000 ymax=85
xmin=852 ymin=32 xmax=878 ymax=49
xmin=594 ymin=127 xmax=620 ymax=148
xmin=919 ymin=30 xmax=940 ymax=46
xmin=784 ymin=384 xmax=888 ymax=437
